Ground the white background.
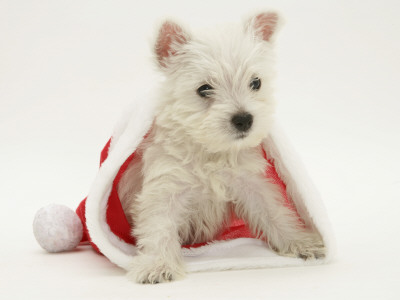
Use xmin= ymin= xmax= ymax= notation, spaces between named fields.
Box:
xmin=1 ymin=0 xmax=399 ymax=299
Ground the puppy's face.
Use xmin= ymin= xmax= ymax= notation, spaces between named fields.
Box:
xmin=155 ymin=13 xmax=280 ymax=153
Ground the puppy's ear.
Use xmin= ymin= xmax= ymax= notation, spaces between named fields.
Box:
xmin=154 ymin=21 xmax=190 ymax=69
xmin=246 ymin=12 xmax=281 ymax=43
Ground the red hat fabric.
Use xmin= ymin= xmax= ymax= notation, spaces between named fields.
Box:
xmin=72 ymin=101 xmax=334 ymax=272
xmin=76 ymin=137 xmax=302 ymax=254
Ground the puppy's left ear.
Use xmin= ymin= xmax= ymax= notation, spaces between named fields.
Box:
xmin=246 ymin=11 xmax=282 ymax=43
xmin=154 ymin=20 xmax=191 ymax=69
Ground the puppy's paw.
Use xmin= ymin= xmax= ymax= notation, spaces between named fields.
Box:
xmin=275 ymin=232 xmax=326 ymax=260
xmin=127 ymin=254 xmax=186 ymax=284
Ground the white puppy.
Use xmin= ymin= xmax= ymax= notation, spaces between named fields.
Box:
xmin=118 ymin=12 xmax=325 ymax=284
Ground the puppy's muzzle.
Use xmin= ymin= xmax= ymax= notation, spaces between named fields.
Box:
xmin=231 ymin=113 xmax=253 ymax=132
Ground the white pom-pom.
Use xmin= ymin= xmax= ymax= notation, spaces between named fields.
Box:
xmin=33 ymin=204 xmax=83 ymax=253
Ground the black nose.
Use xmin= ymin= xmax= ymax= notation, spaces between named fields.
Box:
xmin=231 ymin=113 xmax=253 ymax=132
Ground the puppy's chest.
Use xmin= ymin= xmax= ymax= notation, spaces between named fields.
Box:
xmin=186 ymin=151 xmax=265 ymax=201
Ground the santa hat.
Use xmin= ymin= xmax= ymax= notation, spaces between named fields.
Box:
xmin=33 ymin=97 xmax=335 ymax=273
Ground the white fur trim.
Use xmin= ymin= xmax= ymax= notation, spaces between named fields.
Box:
xmin=183 ymin=238 xmax=326 ymax=272
xmin=263 ymin=122 xmax=336 ymax=261
xmin=85 ymin=95 xmax=156 ymax=269
xmin=85 ymin=102 xmax=335 ymax=271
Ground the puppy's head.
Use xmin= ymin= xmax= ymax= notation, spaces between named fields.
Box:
xmin=154 ymin=12 xmax=281 ymax=153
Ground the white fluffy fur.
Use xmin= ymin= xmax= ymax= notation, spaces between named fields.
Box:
xmin=117 ymin=12 xmax=326 ymax=284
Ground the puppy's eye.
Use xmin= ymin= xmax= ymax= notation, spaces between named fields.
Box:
xmin=250 ymin=78 xmax=261 ymax=91
xmin=197 ymin=84 xmax=213 ymax=98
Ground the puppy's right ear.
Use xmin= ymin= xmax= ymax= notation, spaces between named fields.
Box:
xmin=154 ymin=21 xmax=190 ymax=69
xmin=245 ymin=12 xmax=282 ymax=43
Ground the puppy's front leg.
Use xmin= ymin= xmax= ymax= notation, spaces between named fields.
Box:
xmin=127 ymin=179 xmax=187 ymax=284
xmin=233 ymin=175 xmax=325 ymax=259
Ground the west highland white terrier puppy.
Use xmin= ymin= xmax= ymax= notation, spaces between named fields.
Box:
xmin=118 ymin=12 xmax=325 ymax=284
